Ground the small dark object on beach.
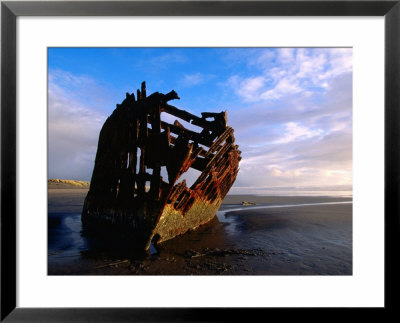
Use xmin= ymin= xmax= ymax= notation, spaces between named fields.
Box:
xmin=242 ymin=201 xmax=257 ymax=206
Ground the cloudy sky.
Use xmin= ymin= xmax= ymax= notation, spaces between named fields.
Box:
xmin=48 ymin=48 xmax=352 ymax=194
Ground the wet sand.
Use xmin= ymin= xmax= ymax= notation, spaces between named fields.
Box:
xmin=48 ymin=188 xmax=352 ymax=275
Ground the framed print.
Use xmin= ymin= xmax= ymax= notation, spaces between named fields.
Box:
xmin=2 ymin=0 xmax=399 ymax=321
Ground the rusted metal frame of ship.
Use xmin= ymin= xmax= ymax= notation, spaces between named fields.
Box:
xmin=82 ymin=82 xmax=241 ymax=250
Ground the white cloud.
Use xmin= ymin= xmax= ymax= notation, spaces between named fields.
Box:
xmin=235 ymin=76 xmax=267 ymax=102
xmin=180 ymin=72 xmax=215 ymax=88
xmin=228 ymin=48 xmax=352 ymax=102
xmin=226 ymin=60 xmax=352 ymax=190
xmin=274 ymin=122 xmax=323 ymax=144
xmin=260 ymin=77 xmax=302 ymax=100
xmin=181 ymin=72 xmax=204 ymax=86
xmin=48 ymin=70 xmax=108 ymax=180
xmin=278 ymin=48 xmax=295 ymax=63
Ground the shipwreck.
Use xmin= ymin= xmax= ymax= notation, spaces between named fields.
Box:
xmin=82 ymin=82 xmax=241 ymax=250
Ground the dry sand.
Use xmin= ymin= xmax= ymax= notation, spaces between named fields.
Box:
xmin=48 ymin=188 xmax=352 ymax=275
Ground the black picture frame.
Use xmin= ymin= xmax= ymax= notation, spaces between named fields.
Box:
xmin=1 ymin=0 xmax=399 ymax=321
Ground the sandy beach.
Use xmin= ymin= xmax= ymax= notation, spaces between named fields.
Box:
xmin=48 ymin=188 xmax=352 ymax=275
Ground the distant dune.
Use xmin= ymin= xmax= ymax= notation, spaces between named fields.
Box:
xmin=48 ymin=179 xmax=90 ymax=189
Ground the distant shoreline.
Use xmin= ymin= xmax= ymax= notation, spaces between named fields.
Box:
xmin=48 ymin=179 xmax=90 ymax=189
xmin=48 ymin=187 xmax=351 ymax=214
xmin=48 ymin=179 xmax=351 ymax=196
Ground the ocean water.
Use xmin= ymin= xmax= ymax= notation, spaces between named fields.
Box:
xmin=48 ymin=213 xmax=87 ymax=261
xmin=228 ymin=188 xmax=352 ymax=198
xmin=257 ymin=190 xmax=352 ymax=197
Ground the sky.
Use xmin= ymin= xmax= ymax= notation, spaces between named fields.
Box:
xmin=48 ymin=47 xmax=352 ymax=193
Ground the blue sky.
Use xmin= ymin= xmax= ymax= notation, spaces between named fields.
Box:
xmin=48 ymin=48 xmax=352 ymax=193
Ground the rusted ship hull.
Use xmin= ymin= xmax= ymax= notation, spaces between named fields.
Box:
xmin=82 ymin=82 xmax=241 ymax=250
